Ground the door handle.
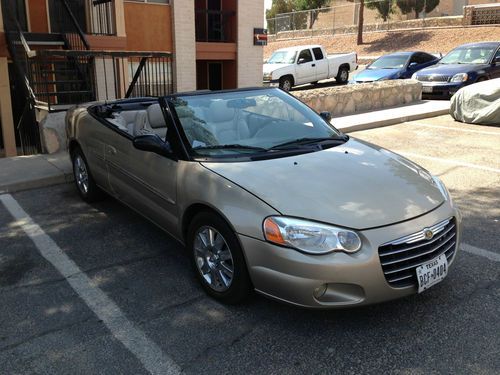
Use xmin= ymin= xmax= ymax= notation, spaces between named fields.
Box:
xmin=312 ymin=64 xmax=316 ymax=67
xmin=106 ymin=146 xmax=117 ymax=156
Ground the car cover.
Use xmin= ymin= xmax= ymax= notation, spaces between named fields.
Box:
xmin=450 ymin=78 xmax=500 ymax=125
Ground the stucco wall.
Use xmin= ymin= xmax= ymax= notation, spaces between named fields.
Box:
xmin=172 ymin=0 xmax=196 ymax=92
xmin=292 ymin=80 xmax=422 ymax=117
xmin=237 ymin=1 xmax=265 ymax=88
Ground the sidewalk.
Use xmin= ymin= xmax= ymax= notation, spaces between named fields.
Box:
xmin=0 ymin=153 xmax=72 ymax=193
xmin=0 ymin=100 xmax=450 ymax=194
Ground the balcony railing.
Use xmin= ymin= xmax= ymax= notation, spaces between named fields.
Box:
xmin=195 ymin=9 xmax=236 ymax=43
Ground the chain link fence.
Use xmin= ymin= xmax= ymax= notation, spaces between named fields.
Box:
xmin=266 ymin=0 xmax=499 ymax=37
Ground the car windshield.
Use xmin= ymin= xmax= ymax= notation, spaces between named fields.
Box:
xmin=439 ymin=46 xmax=495 ymax=64
xmin=169 ymin=88 xmax=344 ymax=158
xmin=267 ymin=50 xmax=297 ymax=64
xmin=368 ymin=55 xmax=409 ymax=69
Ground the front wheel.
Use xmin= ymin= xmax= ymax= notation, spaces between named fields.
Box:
xmin=187 ymin=212 xmax=252 ymax=304
xmin=279 ymin=76 xmax=293 ymax=91
xmin=71 ymin=147 xmax=105 ymax=203
xmin=336 ymin=66 xmax=349 ymax=84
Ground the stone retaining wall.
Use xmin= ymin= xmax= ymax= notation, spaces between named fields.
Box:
xmin=292 ymin=80 xmax=422 ymax=117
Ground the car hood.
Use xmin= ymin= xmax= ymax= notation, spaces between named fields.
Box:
xmin=263 ymin=63 xmax=290 ymax=75
xmin=355 ymin=68 xmax=401 ymax=81
xmin=417 ymin=63 xmax=488 ymax=76
xmin=201 ymin=139 xmax=444 ymax=230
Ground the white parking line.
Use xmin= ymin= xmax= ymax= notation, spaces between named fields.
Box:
xmin=408 ymin=122 xmax=500 ymax=136
xmin=0 ymin=194 xmax=181 ymax=375
xmin=462 ymin=243 xmax=500 ymax=262
xmin=397 ymin=151 xmax=500 ymax=174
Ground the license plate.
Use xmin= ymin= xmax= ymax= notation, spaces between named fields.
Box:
xmin=422 ymin=86 xmax=433 ymax=93
xmin=416 ymin=254 xmax=448 ymax=293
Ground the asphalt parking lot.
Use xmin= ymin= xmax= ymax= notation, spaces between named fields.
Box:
xmin=1 ymin=115 xmax=499 ymax=374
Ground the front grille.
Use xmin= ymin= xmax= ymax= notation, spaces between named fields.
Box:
xmin=379 ymin=218 xmax=457 ymax=288
xmin=417 ymin=74 xmax=450 ymax=82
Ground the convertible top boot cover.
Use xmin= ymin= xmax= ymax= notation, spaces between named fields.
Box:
xmin=450 ymin=78 xmax=500 ymax=125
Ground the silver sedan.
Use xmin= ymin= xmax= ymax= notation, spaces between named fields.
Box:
xmin=66 ymin=87 xmax=461 ymax=308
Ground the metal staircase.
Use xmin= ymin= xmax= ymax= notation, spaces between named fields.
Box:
xmin=3 ymin=0 xmax=173 ymax=155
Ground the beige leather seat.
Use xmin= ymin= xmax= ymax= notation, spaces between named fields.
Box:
xmin=207 ymin=100 xmax=250 ymax=143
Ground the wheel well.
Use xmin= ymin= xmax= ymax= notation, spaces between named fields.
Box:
xmin=68 ymin=140 xmax=80 ymax=158
xmin=339 ymin=63 xmax=350 ymax=72
xmin=182 ymin=203 xmax=226 ymax=242
xmin=280 ymin=75 xmax=294 ymax=85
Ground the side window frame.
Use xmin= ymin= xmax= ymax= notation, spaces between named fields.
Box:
xmin=298 ymin=49 xmax=313 ymax=64
xmin=312 ymin=47 xmax=324 ymax=61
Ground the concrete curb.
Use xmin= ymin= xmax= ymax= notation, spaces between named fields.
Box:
xmin=340 ymin=108 xmax=450 ymax=133
xmin=335 ymin=100 xmax=450 ymax=133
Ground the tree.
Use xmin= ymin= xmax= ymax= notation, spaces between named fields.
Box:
xmin=357 ymin=0 xmax=364 ymax=45
xmin=396 ymin=0 xmax=440 ymax=19
xmin=294 ymin=0 xmax=332 ymax=28
xmin=366 ymin=0 xmax=394 ymax=22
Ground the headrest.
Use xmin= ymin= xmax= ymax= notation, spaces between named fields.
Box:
xmin=209 ymin=100 xmax=235 ymax=122
xmin=147 ymin=104 xmax=166 ymax=129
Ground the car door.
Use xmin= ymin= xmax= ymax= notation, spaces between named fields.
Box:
xmin=312 ymin=47 xmax=328 ymax=81
xmin=103 ymin=103 xmax=180 ymax=235
xmin=295 ymin=48 xmax=316 ymax=84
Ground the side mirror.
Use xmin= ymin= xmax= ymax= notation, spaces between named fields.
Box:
xmin=494 ymin=56 xmax=500 ymax=65
xmin=319 ymin=111 xmax=332 ymax=122
xmin=408 ymin=62 xmax=418 ymax=69
xmin=297 ymin=57 xmax=306 ymax=65
xmin=133 ymin=134 xmax=173 ymax=157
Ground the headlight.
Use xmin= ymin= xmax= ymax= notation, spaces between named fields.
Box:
xmin=263 ymin=216 xmax=362 ymax=255
xmin=263 ymin=73 xmax=272 ymax=81
xmin=450 ymin=73 xmax=468 ymax=82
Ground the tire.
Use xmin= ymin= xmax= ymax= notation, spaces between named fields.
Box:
xmin=279 ymin=76 xmax=293 ymax=91
xmin=71 ymin=146 xmax=105 ymax=203
xmin=336 ymin=66 xmax=349 ymax=84
xmin=187 ymin=211 xmax=252 ymax=304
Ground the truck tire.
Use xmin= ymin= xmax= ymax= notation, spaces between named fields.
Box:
xmin=336 ymin=66 xmax=349 ymax=84
xmin=279 ymin=76 xmax=293 ymax=91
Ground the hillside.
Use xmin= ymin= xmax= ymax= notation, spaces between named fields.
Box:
xmin=264 ymin=26 xmax=500 ymax=58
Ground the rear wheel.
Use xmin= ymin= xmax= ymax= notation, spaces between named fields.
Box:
xmin=71 ymin=147 xmax=105 ymax=203
xmin=336 ymin=66 xmax=349 ymax=84
xmin=187 ymin=211 xmax=252 ymax=304
xmin=279 ymin=76 xmax=293 ymax=91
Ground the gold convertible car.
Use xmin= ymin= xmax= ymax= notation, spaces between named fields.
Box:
xmin=66 ymin=87 xmax=461 ymax=308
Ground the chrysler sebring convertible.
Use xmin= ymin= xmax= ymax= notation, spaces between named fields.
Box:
xmin=66 ymin=87 xmax=461 ymax=308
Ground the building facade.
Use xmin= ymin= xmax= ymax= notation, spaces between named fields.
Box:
xmin=0 ymin=0 xmax=265 ymax=156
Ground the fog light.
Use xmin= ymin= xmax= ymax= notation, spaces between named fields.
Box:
xmin=313 ymin=284 xmax=327 ymax=299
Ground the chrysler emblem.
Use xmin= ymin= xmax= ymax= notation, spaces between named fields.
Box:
xmin=424 ymin=229 xmax=434 ymax=240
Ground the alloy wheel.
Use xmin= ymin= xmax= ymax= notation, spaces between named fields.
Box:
xmin=193 ymin=226 xmax=234 ymax=292
xmin=74 ymin=155 xmax=89 ymax=195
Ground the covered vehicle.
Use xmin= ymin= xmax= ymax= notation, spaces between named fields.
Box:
xmin=413 ymin=42 xmax=500 ymax=99
xmin=353 ymin=51 xmax=439 ymax=83
xmin=450 ymin=78 xmax=500 ymax=125
xmin=66 ymin=87 xmax=461 ymax=309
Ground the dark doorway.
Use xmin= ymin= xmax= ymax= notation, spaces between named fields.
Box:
xmin=207 ymin=0 xmax=222 ymax=41
xmin=48 ymin=0 xmax=86 ymax=33
xmin=208 ymin=63 xmax=223 ymax=91
xmin=1 ymin=0 xmax=28 ymax=31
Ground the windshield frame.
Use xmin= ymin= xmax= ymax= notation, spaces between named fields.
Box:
xmin=164 ymin=87 xmax=346 ymax=162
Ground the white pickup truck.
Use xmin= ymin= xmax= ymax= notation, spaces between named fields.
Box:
xmin=263 ymin=45 xmax=358 ymax=90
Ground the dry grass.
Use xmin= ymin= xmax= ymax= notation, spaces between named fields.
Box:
xmin=264 ymin=26 xmax=500 ymax=58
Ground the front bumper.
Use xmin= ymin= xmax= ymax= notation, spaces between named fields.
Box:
xmin=262 ymin=79 xmax=280 ymax=88
xmin=240 ymin=202 xmax=461 ymax=308
xmin=421 ymin=81 xmax=466 ymax=98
